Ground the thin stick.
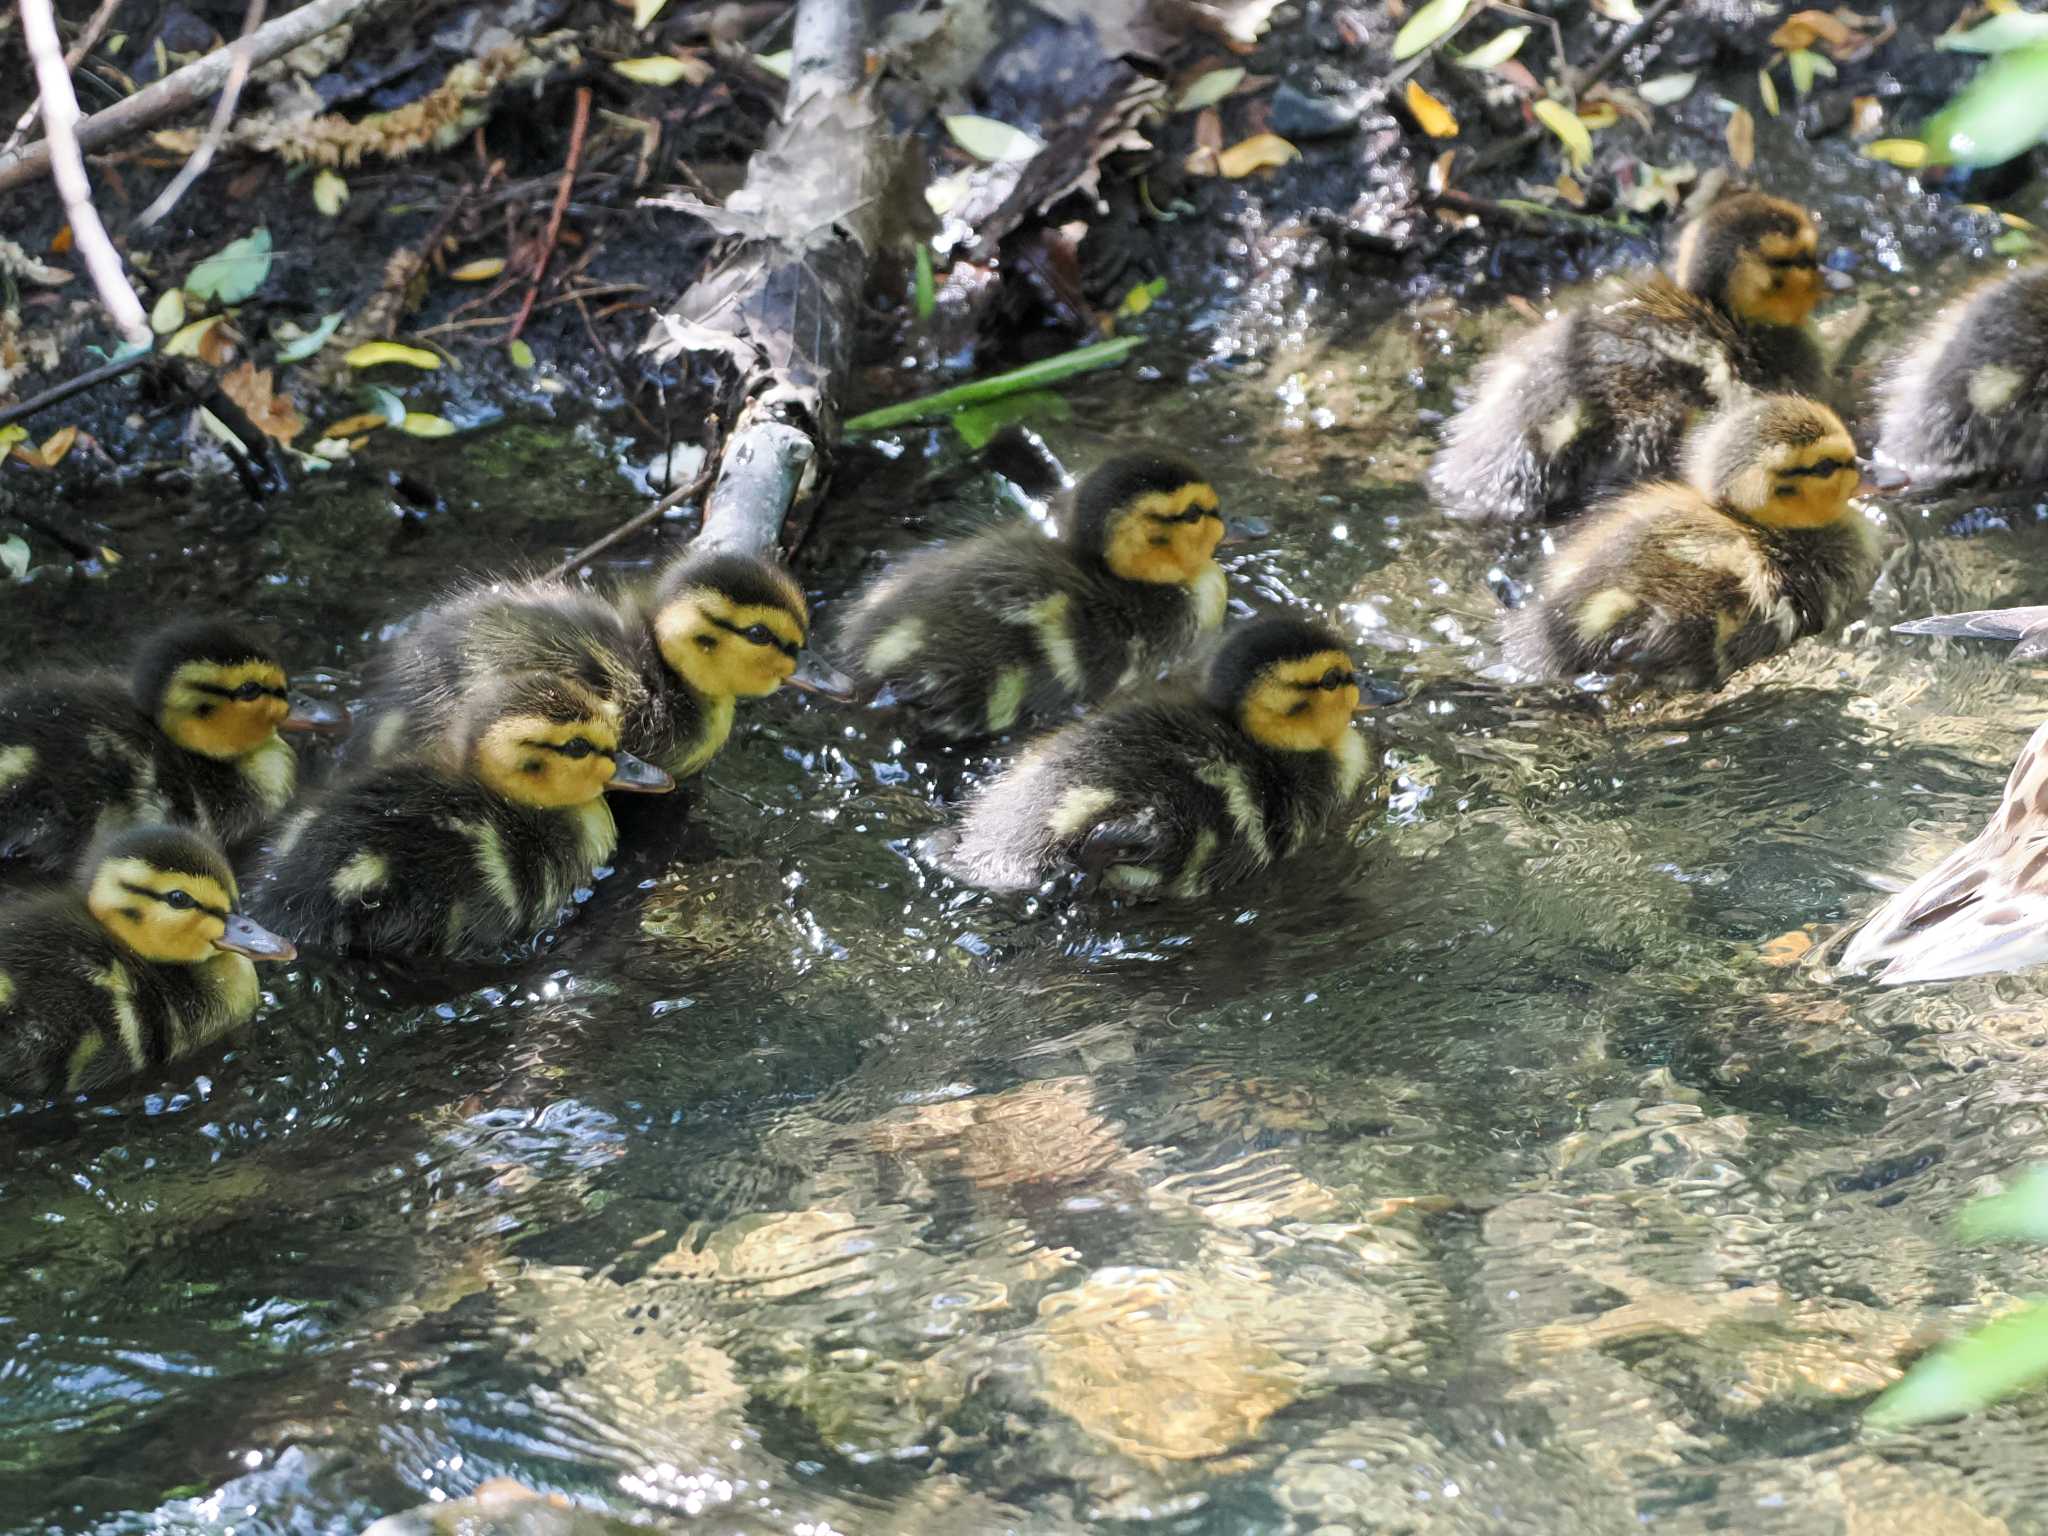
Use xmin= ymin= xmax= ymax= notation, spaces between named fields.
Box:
xmin=17 ymin=0 xmax=147 ymax=344
xmin=0 ymin=0 xmax=124 ymax=160
xmin=543 ymin=465 xmax=714 ymax=583
xmin=0 ymin=0 xmax=381 ymax=197
xmin=507 ymin=85 xmax=591 ymax=344
xmin=135 ymin=0 xmax=266 ymax=227
xmin=0 ymin=348 xmax=149 ymax=431
xmin=1570 ymin=0 xmax=1685 ymax=95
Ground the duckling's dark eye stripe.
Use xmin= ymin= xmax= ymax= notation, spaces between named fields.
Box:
xmin=1150 ymin=508 xmax=1217 ymax=525
xmin=192 ymin=682 xmax=288 ymax=700
xmin=708 ymin=615 xmax=800 ymax=657
xmin=1782 ymin=458 xmax=1851 ymax=479
xmin=119 ymin=881 xmax=228 ymax=920
xmin=1766 ymin=255 xmax=1819 ymax=270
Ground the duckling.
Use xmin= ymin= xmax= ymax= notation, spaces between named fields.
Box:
xmin=1433 ymin=190 xmax=1831 ymax=523
xmin=353 ymin=547 xmax=813 ymax=783
xmin=931 ymin=614 xmax=1387 ymax=897
xmin=0 ymin=823 xmax=295 ymax=1099
xmin=250 ymin=672 xmax=673 ymax=959
xmin=1839 ymin=717 xmax=2048 ymax=985
xmin=1875 ymin=266 xmax=2048 ymax=487
xmin=834 ymin=454 xmax=1229 ymax=742
xmin=0 ymin=619 xmax=334 ymax=874
xmin=1504 ymin=394 xmax=1882 ymax=688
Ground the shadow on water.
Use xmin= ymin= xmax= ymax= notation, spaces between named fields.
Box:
xmin=23 ymin=231 xmax=2048 ymax=1533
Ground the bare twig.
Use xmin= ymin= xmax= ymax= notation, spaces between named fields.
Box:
xmin=0 ymin=349 xmax=150 ymax=431
xmin=1570 ymin=0 xmax=1685 ymax=96
xmin=543 ymin=465 xmax=716 ymax=583
xmin=135 ymin=0 xmax=267 ymax=227
xmin=0 ymin=0 xmax=124 ymax=161
xmin=508 ymin=85 xmax=591 ymax=344
xmin=18 ymin=0 xmax=147 ymax=344
xmin=0 ymin=0 xmax=382 ymax=197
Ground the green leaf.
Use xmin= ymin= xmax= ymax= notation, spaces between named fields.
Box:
xmin=952 ymin=390 xmax=1072 ymax=449
xmin=754 ymin=49 xmax=791 ymax=79
xmin=1994 ymin=227 xmax=2038 ymax=256
xmin=0 ymin=536 xmax=30 ymax=580
xmin=1454 ymin=26 xmax=1529 ymax=70
xmin=1786 ymin=47 xmax=1836 ymax=96
xmin=274 ymin=310 xmax=343 ymax=364
xmin=914 ymin=244 xmax=935 ymax=320
xmin=1921 ymin=40 xmax=2048 ymax=167
xmin=944 ymin=113 xmax=1042 ymax=163
xmin=1533 ymin=98 xmax=1593 ymax=169
xmin=363 ymin=384 xmax=407 ymax=427
xmin=1942 ymin=10 xmax=2048 ymax=54
xmin=1176 ymin=66 xmax=1246 ymax=111
xmin=399 ymin=411 xmax=457 ymax=438
xmin=1392 ymin=0 xmax=1470 ymax=60
xmin=1958 ymin=1166 xmax=2048 ymax=1243
xmin=184 ymin=228 xmax=272 ymax=304
xmin=508 ymin=338 xmax=536 ymax=369
xmin=1868 ymin=1299 xmax=2048 ymax=1428
xmin=1639 ymin=71 xmax=1698 ymax=105
xmin=845 ymin=337 xmax=1143 ymax=432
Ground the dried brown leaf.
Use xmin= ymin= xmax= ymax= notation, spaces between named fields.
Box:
xmin=219 ymin=361 xmax=304 ymax=445
xmin=1726 ymin=105 xmax=1756 ymax=170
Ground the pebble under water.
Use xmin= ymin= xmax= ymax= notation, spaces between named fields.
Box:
xmin=13 ymin=259 xmax=2048 ymax=1534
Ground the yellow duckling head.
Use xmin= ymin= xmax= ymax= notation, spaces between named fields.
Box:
xmin=1672 ymin=190 xmax=1826 ymax=329
xmin=83 ymin=823 xmax=295 ymax=965
xmin=135 ymin=620 xmax=333 ymax=761
xmin=1208 ymin=614 xmax=1393 ymax=754
xmin=1686 ymin=393 xmax=1865 ymax=530
xmin=1065 ymin=454 xmax=1224 ymax=588
xmin=649 ymin=548 xmax=810 ymax=701
xmin=462 ymin=673 xmax=674 ymax=809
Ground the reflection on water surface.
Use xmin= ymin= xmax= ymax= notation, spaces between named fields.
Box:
xmin=11 ymin=266 xmax=2048 ymax=1535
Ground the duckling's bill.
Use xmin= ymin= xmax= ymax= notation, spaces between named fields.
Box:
xmin=607 ymin=749 xmax=675 ymax=793
xmin=216 ymin=912 xmax=296 ymax=961
xmin=283 ymin=695 xmax=351 ymax=734
xmin=786 ymin=653 xmax=857 ymax=700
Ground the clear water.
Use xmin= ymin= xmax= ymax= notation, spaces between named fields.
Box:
xmin=11 ymin=297 xmax=2048 ymax=1535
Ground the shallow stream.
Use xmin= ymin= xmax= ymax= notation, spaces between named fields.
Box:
xmin=12 ymin=204 xmax=2048 ymax=1533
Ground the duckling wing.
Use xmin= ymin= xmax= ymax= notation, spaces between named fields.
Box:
xmin=0 ymin=675 xmax=165 ymax=872
xmin=1841 ymin=719 xmax=2048 ymax=984
xmin=1432 ymin=310 xmax=1594 ymax=522
xmin=1875 ymin=269 xmax=2048 ymax=486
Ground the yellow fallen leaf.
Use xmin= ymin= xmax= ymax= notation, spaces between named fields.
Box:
xmin=1863 ymin=137 xmax=1928 ymax=168
xmin=611 ymin=54 xmax=710 ymax=86
xmin=451 ymin=257 xmax=507 ymax=281
xmin=1217 ymin=132 xmax=1300 ymax=177
xmin=38 ymin=426 xmax=77 ymax=467
xmin=1726 ymin=105 xmax=1756 ymax=170
xmin=508 ymin=338 xmax=536 ymax=369
xmin=1758 ymin=65 xmax=1781 ymax=118
xmin=0 ymin=427 xmax=25 ymax=448
xmin=151 ymin=127 xmax=200 ymax=153
xmin=1405 ymin=80 xmax=1459 ymax=138
xmin=1758 ymin=929 xmax=1815 ymax=967
xmin=344 ymin=341 xmax=441 ymax=370
xmin=150 ymin=288 xmax=185 ymax=335
xmin=633 ymin=0 xmax=669 ymax=22
xmin=313 ymin=168 xmax=349 ymax=216
xmin=399 ymin=411 xmax=457 ymax=438
xmin=163 ymin=313 xmax=230 ymax=360
xmin=322 ymin=412 xmax=391 ymax=438
xmin=1576 ymin=100 xmax=1619 ymax=130
xmin=1533 ymin=98 xmax=1592 ymax=169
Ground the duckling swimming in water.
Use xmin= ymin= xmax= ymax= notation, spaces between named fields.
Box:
xmin=0 ymin=823 xmax=295 ymax=1099
xmin=0 ymin=619 xmax=333 ymax=874
xmin=251 ymin=672 xmax=673 ymax=959
xmin=1504 ymin=394 xmax=1882 ymax=689
xmin=1875 ymin=266 xmax=2048 ymax=488
xmin=1433 ymin=190 xmax=1830 ymax=523
xmin=932 ymin=614 xmax=1386 ymax=897
xmin=353 ymin=547 xmax=813 ymax=783
xmin=835 ymin=454 xmax=1229 ymax=742
xmin=1840 ymin=716 xmax=2048 ymax=985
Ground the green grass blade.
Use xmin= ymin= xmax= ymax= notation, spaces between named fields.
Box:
xmin=843 ymin=338 xmax=1143 ymax=432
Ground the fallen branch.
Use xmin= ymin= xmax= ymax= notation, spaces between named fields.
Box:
xmin=508 ymin=85 xmax=591 ymax=345
xmin=0 ymin=0 xmax=124 ymax=161
xmin=0 ymin=350 xmax=149 ymax=432
xmin=17 ymin=0 xmax=147 ymax=343
xmin=642 ymin=0 xmax=926 ymax=557
xmin=0 ymin=0 xmax=385 ymax=198
xmin=542 ymin=463 xmax=717 ymax=583
xmin=135 ymin=0 xmax=268 ymax=228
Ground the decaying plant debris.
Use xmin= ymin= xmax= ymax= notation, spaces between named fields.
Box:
xmin=0 ymin=0 xmax=2007 ymax=577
